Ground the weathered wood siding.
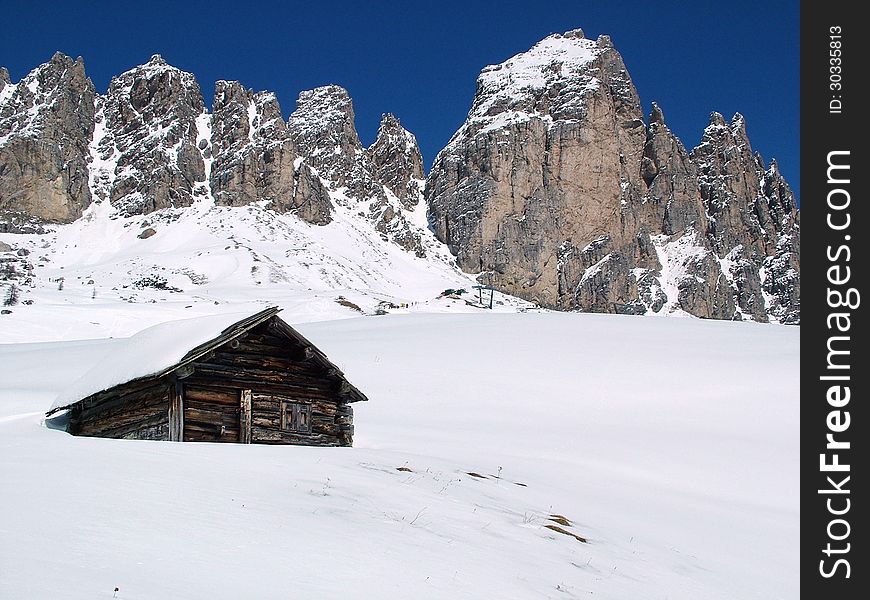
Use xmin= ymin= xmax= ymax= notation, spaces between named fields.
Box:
xmin=69 ymin=379 xmax=170 ymax=440
xmin=180 ymin=320 xmax=354 ymax=446
xmin=182 ymin=385 xmax=240 ymax=442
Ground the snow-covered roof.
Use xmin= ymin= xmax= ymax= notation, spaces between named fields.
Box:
xmin=49 ymin=310 xmax=276 ymax=412
xmin=49 ymin=307 xmax=369 ymax=414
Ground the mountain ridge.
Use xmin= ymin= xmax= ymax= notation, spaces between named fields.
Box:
xmin=0 ymin=30 xmax=799 ymax=323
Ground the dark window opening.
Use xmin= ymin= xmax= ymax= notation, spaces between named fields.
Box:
xmin=281 ymin=401 xmax=312 ymax=434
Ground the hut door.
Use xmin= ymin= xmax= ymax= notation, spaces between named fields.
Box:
xmin=240 ymin=389 xmax=252 ymax=444
xmin=182 ymin=385 xmax=242 ymax=442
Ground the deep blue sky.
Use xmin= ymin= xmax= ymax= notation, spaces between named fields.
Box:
xmin=1 ymin=0 xmax=799 ymax=198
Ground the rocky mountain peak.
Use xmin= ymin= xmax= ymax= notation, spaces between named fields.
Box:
xmin=689 ymin=110 xmax=800 ymax=322
xmin=596 ymin=34 xmax=613 ymax=48
xmin=289 ymin=85 xmax=359 ymax=152
xmin=47 ymin=51 xmax=84 ymax=69
xmin=286 ymin=87 xmax=429 ymax=255
xmin=1 ymin=52 xmax=438 ymax=255
xmin=367 ymin=113 xmax=424 ymax=208
xmin=288 ymin=85 xmax=366 ymax=195
xmin=470 ymin=30 xmax=603 ymax=121
xmin=112 ymin=56 xmax=204 ymax=117
xmin=649 ymin=101 xmax=665 ymax=126
xmin=91 ymin=57 xmax=206 ymax=214
xmin=428 ymin=29 xmax=799 ymax=323
xmin=729 ymin=113 xmax=753 ymax=159
xmin=375 ymin=112 xmax=408 ymax=139
xmin=209 ymin=79 xmax=333 ymax=225
xmin=1 ymin=53 xmax=95 ymax=229
xmin=707 ymin=111 xmax=727 ymax=128
xmin=211 ymin=79 xmax=287 ymax=151
xmin=429 ymin=29 xmax=648 ymax=309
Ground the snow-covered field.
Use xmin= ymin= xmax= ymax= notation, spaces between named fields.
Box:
xmin=0 ymin=308 xmax=798 ymax=599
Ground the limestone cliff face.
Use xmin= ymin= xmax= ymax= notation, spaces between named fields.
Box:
xmin=426 ymin=30 xmax=799 ymax=322
xmin=209 ymin=80 xmax=332 ymax=225
xmin=691 ymin=114 xmax=800 ymax=323
xmin=90 ymin=55 xmax=206 ymax=215
xmin=0 ymin=53 xmax=95 ymax=229
xmin=367 ymin=113 xmax=424 ymax=209
xmin=427 ymin=30 xmax=649 ymax=309
xmin=288 ymin=85 xmax=379 ymax=203
xmin=288 ymin=86 xmax=427 ymax=256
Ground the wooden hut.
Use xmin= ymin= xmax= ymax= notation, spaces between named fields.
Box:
xmin=46 ymin=307 xmax=366 ymax=446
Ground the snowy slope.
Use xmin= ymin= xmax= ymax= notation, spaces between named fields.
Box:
xmin=0 ymin=192 xmax=538 ymax=343
xmin=0 ymin=312 xmax=798 ymax=599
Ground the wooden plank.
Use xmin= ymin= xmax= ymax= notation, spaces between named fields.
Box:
xmin=184 ymin=430 xmax=219 ymax=443
xmin=190 ymin=363 xmax=336 ymax=390
xmin=183 ymin=428 xmax=241 ymax=443
xmin=121 ymin=423 xmax=170 ymax=441
xmin=201 ymin=359 xmax=337 ymax=388
xmin=251 ymin=410 xmax=334 ymax=424
xmin=240 ymin=389 xmax=252 ymax=444
xmin=183 ymin=386 xmax=239 ymax=405
xmin=184 ymin=406 xmax=239 ymax=426
xmin=169 ymin=380 xmax=183 ymax=442
xmin=206 ymin=352 xmax=330 ymax=379
xmin=312 ymin=422 xmax=340 ymax=436
xmin=183 ymin=397 xmax=238 ymax=428
xmin=184 ymin=421 xmax=239 ymax=435
xmin=183 ymin=421 xmax=222 ymax=434
xmin=251 ymin=414 xmax=280 ymax=428
xmin=207 ymin=353 xmax=293 ymax=371
xmin=183 ymin=384 xmax=240 ymax=443
xmin=78 ymin=376 xmax=165 ymax=409
xmin=225 ymin=341 xmax=290 ymax=356
xmin=250 ymin=426 xmax=340 ymax=446
xmin=185 ymin=374 xmax=340 ymax=401
xmin=240 ymin=329 xmax=291 ymax=347
xmin=251 ymin=396 xmax=337 ymax=417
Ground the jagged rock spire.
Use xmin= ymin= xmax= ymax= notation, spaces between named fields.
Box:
xmin=209 ymin=79 xmax=333 ymax=224
xmin=649 ymin=102 xmax=665 ymax=126
xmin=92 ymin=56 xmax=206 ymax=214
xmin=367 ymin=113 xmax=424 ymax=209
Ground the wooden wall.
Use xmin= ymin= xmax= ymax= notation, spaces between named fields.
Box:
xmin=181 ymin=319 xmax=354 ymax=446
xmin=69 ymin=378 xmax=170 ymax=440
